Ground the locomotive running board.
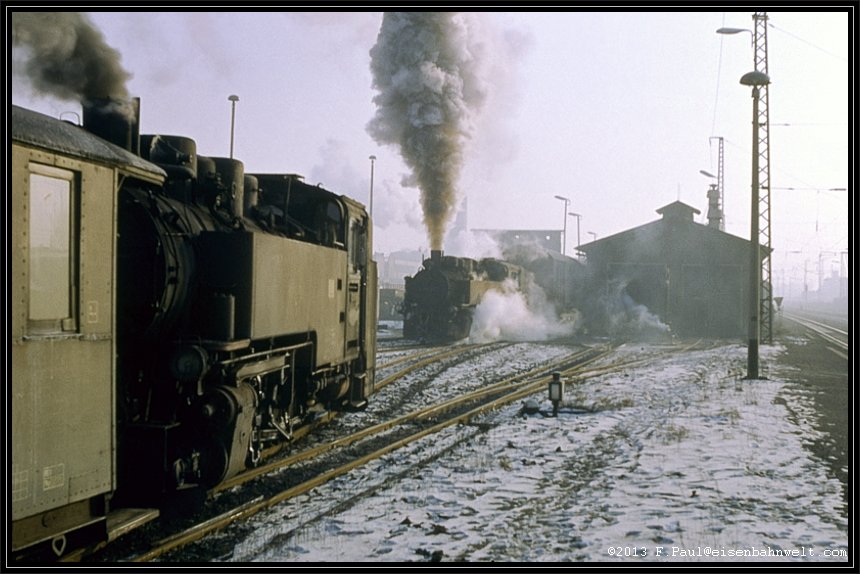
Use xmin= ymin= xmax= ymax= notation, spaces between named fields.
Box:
xmin=106 ymin=508 xmax=160 ymax=542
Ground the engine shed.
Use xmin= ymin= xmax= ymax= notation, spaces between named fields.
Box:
xmin=577 ymin=201 xmax=769 ymax=338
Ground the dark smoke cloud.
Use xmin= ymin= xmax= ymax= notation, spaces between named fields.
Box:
xmin=12 ymin=12 xmax=131 ymax=103
xmin=367 ymin=12 xmax=487 ymax=251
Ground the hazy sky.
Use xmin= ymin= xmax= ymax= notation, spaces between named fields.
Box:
xmin=10 ymin=9 xmax=851 ymax=293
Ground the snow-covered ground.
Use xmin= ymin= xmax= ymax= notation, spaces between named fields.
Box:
xmin=220 ymin=341 xmax=848 ymax=563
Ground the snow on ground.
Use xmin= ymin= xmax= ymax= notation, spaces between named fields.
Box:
xmin=224 ymin=342 xmax=848 ymax=563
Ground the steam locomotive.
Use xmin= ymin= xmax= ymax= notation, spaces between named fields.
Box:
xmin=11 ymin=101 xmax=377 ymax=558
xmin=402 ymin=249 xmax=585 ymax=343
xmin=402 ymin=251 xmax=528 ymax=342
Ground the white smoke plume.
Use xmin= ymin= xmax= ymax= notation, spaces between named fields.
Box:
xmin=12 ymin=12 xmax=132 ymax=105
xmin=367 ymin=12 xmax=488 ymax=251
xmin=469 ymin=278 xmax=578 ymax=344
xmin=444 ymin=228 xmax=503 ymax=260
xmin=597 ymin=280 xmax=671 ymax=340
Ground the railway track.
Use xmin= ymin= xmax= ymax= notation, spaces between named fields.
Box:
xmin=128 ymin=345 xmax=610 ymax=561
xmin=782 ymin=311 xmax=849 ymax=359
xmin=72 ymin=341 xmax=518 ymax=561
xmin=80 ymin=339 xmax=706 ymax=562
xmin=375 ymin=343 xmax=487 ymax=388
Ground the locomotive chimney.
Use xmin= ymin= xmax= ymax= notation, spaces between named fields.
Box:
xmin=82 ymin=97 xmax=140 ymax=154
xmin=431 ymin=249 xmax=443 ymax=262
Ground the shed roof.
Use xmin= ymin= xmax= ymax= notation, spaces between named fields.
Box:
xmin=578 ymin=200 xmax=771 ymax=257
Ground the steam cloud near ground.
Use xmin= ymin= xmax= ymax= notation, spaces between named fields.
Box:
xmin=459 ymin=233 xmax=669 ymax=343
xmin=469 ymin=278 xmax=578 ymax=344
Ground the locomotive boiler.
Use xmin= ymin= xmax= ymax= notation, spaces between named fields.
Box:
xmin=11 ymin=101 xmax=377 ymax=558
xmin=402 ymin=250 xmax=527 ymax=342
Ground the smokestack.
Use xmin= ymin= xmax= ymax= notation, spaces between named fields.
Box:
xmin=431 ymin=249 xmax=443 ymax=262
xmin=82 ymin=97 xmax=139 ymax=153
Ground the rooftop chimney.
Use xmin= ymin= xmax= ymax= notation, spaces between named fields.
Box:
xmin=706 ymin=184 xmax=723 ymax=229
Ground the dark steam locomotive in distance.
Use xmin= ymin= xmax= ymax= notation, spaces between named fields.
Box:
xmin=402 ymin=250 xmax=528 ymax=342
xmin=402 ymin=248 xmax=586 ymax=343
xmin=11 ymin=100 xmax=377 ymax=559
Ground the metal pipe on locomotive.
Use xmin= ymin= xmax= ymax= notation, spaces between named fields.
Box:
xmin=11 ymin=99 xmax=377 ymax=558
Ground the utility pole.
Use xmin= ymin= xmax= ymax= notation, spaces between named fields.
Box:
xmin=717 ymin=13 xmax=771 ymax=341
xmin=753 ymin=12 xmax=773 ymax=344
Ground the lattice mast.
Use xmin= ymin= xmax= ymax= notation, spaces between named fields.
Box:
xmin=753 ymin=12 xmax=773 ymax=344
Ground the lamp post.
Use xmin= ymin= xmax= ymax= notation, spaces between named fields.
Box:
xmin=228 ymin=94 xmax=239 ymax=159
xmin=716 ymin=26 xmax=754 ymax=46
xmin=588 ymin=231 xmax=597 ymax=242
xmin=740 ymin=69 xmax=770 ymax=380
xmin=568 ymin=212 xmax=582 ymax=254
xmin=554 ymin=195 xmax=570 ymax=255
xmin=368 ymin=155 xmax=377 ymax=218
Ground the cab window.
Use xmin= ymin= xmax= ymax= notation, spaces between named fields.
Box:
xmin=28 ymin=165 xmax=78 ymax=334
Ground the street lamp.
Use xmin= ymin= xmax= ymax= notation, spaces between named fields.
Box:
xmin=716 ymin=26 xmax=754 ymax=47
xmin=587 ymin=231 xmax=597 ymax=242
xmin=740 ymin=69 xmax=770 ymax=380
xmin=228 ymin=94 xmax=239 ymax=159
xmin=568 ymin=212 xmax=582 ymax=253
xmin=554 ymin=195 xmax=570 ymax=255
xmin=368 ymin=155 xmax=377 ymax=218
